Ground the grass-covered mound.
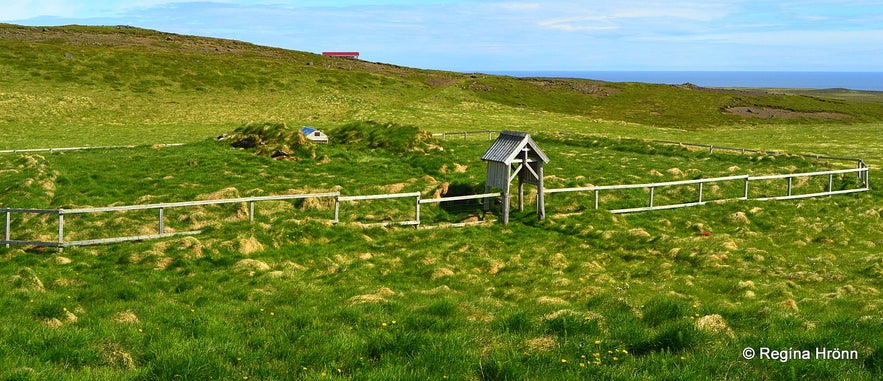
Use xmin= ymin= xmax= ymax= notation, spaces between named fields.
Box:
xmin=222 ymin=122 xmax=316 ymax=159
xmin=330 ymin=121 xmax=442 ymax=154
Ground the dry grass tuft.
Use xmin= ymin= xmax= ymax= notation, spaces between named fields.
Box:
xmin=781 ymin=299 xmax=799 ymax=311
xmin=525 ymin=337 xmax=558 ymax=352
xmin=196 ymin=187 xmax=240 ymax=200
xmin=729 ymin=212 xmax=750 ymax=225
xmin=695 ymin=314 xmax=735 ymax=337
xmin=10 ymin=268 xmax=45 ymax=293
xmin=238 ymin=236 xmax=264 ymax=254
xmin=486 ymin=259 xmax=505 ymax=275
xmin=113 ymin=310 xmax=140 ymax=324
xmin=53 ymin=256 xmax=72 ymax=265
xmin=348 ymin=287 xmax=396 ymax=305
xmin=628 ymin=228 xmax=651 ymax=239
xmin=666 ymin=167 xmax=685 ymax=177
xmin=431 ymin=267 xmax=455 ymax=280
xmin=103 ymin=344 xmax=136 ymax=369
xmin=236 ymin=259 xmax=271 ymax=272
xmin=536 ymin=296 xmax=569 ymax=306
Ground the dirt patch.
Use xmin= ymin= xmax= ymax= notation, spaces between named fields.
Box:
xmin=726 ymin=107 xmax=851 ymax=120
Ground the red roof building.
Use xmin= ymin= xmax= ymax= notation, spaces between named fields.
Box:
xmin=322 ymin=52 xmax=360 ymax=59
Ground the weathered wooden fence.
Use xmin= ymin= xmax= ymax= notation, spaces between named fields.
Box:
xmin=2 ymin=192 xmax=503 ymax=249
xmin=3 ymin=193 xmax=339 ymax=249
xmin=431 ymin=130 xmax=499 ymax=140
xmin=0 ymin=144 xmax=183 ymax=154
xmin=544 ymin=166 xmax=869 ymax=214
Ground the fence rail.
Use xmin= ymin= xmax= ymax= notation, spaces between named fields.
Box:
xmin=0 ymin=144 xmax=184 ymax=154
xmin=431 ymin=130 xmax=499 ymax=140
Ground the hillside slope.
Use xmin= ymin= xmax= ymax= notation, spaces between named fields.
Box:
xmin=3 ymin=24 xmax=883 ymax=149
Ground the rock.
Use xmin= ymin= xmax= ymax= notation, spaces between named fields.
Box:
xmin=271 ymin=150 xmax=290 ymax=158
xmin=231 ymin=136 xmax=259 ymax=149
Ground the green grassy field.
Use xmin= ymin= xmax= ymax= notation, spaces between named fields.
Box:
xmin=1 ymin=24 xmax=882 ymax=380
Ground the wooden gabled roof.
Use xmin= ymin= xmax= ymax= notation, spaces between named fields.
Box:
xmin=481 ymin=131 xmax=549 ymax=165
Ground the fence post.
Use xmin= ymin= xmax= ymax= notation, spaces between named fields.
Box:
xmin=698 ymin=182 xmax=704 ymax=203
xmin=787 ymin=177 xmax=793 ymax=197
xmin=158 ymin=207 xmax=165 ymax=234
xmin=743 ymin=177 xmax=750 ymax=199
xmin=249 ymin=201 xmax=255 ymax=223
xmin=333 ymin=195 xmax=340 ymax=224
xmin=4 ymin=211 xmax=9 ymax=248
xmin=57 ymin=210 xmax=64 ymax=252
xmin=593 ymin=190 xmax=600 ymax=210
xmin=649 ymin=187 xmax=655 ymax=208
xmin=415 ymin=195 xmax=421 ymax=227
xmin=828 ymin=174 xmax=834 ymax=194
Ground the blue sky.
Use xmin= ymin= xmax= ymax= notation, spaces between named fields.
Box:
xmin=4 ymin=1 xmax=882 ymax=71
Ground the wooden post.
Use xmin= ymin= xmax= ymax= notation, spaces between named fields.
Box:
xmin=502 ymin=191 xmax=510 ymax=225
xmin=333 ymin=196 xmax=340 ymax=224
xmin=158 ymin=207 xmax=165 ymax=234
xmin=4 ymin=211 xmax=9 ymax=248
xmin=518 ymin=178 xmax=524 ymax=212
xmin=415 ymin=195 xmax=421 ymax=227
xmin=537 ymin=164 xmax=545 ymax=220
xmin=744 ymin=177 xmax=750 ymax=199
xmin=483 ymin=161 xmax=494 ymax=213
xmin=501 ymin=180 xmax=511 ymax=225
xmin=57 ymin=211 xmax=64 ymax=252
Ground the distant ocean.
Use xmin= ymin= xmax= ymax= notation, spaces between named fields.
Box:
xmin=482 ymin=71 xmax=883 ymax=91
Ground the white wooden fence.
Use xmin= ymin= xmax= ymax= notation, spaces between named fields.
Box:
xmin=544 ymin=166 xmax=869 ymax=214
xmin=2 ymin=192 xmax=502 ymax=250
xmin=431 ymin=130 xmax=499 ymax=140
xmin=0 ymin=144 xmax=183 ymax=154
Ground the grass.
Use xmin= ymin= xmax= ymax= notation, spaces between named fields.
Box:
xmin=1 ymin=24 xmax=882 ymax=380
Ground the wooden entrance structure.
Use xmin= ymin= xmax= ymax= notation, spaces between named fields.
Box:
xmin=481 ymin=131 xmax=550 ymax=224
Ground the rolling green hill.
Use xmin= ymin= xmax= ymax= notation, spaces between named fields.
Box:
xmin=3 ymin=23 xmax=883 ymax=152
xmin=1 ymin=24 xmax=882 ymax=381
